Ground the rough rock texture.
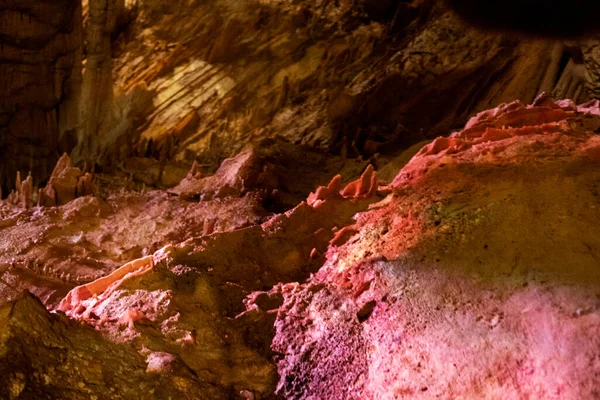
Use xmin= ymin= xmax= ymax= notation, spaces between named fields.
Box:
xmin=272 ymin=99 xmax=600 ymax=399
xmin=2 ymin=0 xmax=597 ymax=196
xmin=1 ymin=98 xmax=599 ymax=398
xmin=0 ymin=141 xmax=375 ymax=308
xmin=102 ymin=0 xmax=592 ymax=174
xmin=169 ymin=148 xmax=265 ymax=200
xmin=0 ymin=291 xmax=222 ymax=399
xmin=0 ymin=160 xmax=272 ymax=308
xmin=37 ymin=153 xmax=95 ymax=207
xmin=0 ymin=156 xmax=385 ymax=398
xmin=0 ymin=0 xmax=83 ymax=194
xmin=3 ymin=2 xmax=600 ymax=397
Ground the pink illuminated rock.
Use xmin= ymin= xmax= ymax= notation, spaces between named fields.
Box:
xmin=341 ymin=164 xmax=377 ymax=199
xmin=4 ymin=97 xmax=600 ymax=398
xmin=273 ymin=99 xmax=600 ymax=399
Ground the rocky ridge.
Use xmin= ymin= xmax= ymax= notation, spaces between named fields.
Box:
xmin=0 ymin=97 xmax=599 ymax=398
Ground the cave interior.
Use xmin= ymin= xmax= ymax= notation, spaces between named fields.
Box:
xmin=1 ymin=0 xmax=600 ymax=399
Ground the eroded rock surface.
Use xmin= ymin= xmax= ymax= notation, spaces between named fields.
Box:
xmin=273 ymin=99 xmax=600 ymax=399
xmin=0 ymin=152 xmax=274 ymax=308
xmin=0 ymin=143 xmax=388 ymax=397
xmin=2 ymin=94 xmax=600 ymax=399
xmin=104 ymin=0 xmax=593 ymax=174
xmin=0 ymin=291 xmax=222 ymax=399
xmin=52 ymin=166 xmax=385 ymax=398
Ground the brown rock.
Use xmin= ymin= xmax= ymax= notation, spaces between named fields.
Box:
xmin=39 ymin=154 xmax=95 ymax=207
xmin=170 ymin=149 xmax=262 ymax=200
xmin=0 ymin=0 xmax=82 ymax=194
xmin=6 ymin=172 xmax=33 ymax=209
xmin=0 ymin=291 xmax=221 ymax=399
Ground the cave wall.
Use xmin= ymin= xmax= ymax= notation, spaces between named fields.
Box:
xmin=109 ymin=0 xmax=590 ymax=170
xmin=0 ymin=0 xmax=83 ymax=194
xmin=0 ymin=0 xmax=594 ymax=192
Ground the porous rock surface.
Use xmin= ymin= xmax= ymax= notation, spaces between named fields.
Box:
xmin=273 ymin=98 xmax=600 ymax=399
xmin=0 ymin=98 xmax=599 ymax=398
xmin=0 ymin=144 xmax=386 ymax=398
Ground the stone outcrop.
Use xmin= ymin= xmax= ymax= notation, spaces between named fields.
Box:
xmin=169 ymin=149 xmax=265 ymax=200
xmin=0 ymin=291 xmax=221 ymax=399
xmin=0 ymin=97 xmax=599 ymax=398
xmin=6 ymin=160 xmax=385 ymax=398
xmin=272 ymin=98 xmax=600 ymax=399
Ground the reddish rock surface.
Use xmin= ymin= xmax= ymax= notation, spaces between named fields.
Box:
xmin=0 ymin=98 xmax=599 ymax=398
xmin=53 ymin=166 xmax=385 ymax=397
xmin=0 ymin=143 xmax=386 ymax=398
xmin=4 ymin=1 xmax=600 ymax=398
xmin=0 ymin=154 xmax=271 ymax=308
xmin=272 ymin=99 xmax=600 ymax=399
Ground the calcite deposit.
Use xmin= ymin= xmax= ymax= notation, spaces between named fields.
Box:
xmin=273 ymin=99 xmax=600 ymax=399
xmin=0 ymin=146 xmax=386 ymax=398
xmin=3 ymin=0 xmax=600 ymax=398
xmin=1 ymin=97 xmax=599 ymax=399
xmin=6 ymin=0 xmax=597 ymax=194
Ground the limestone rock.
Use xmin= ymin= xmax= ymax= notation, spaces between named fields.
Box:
xmin=0 ymin=0 xmax=82 ymax=194
xmin=39 ymin=154 xmax=94 ymax=207
xmin=6 ymin=172 xmax=34 ymax=209
xmin=0 ymin=291 xmax=221 ymax=399
xmin=273 ymin=99 xmax=600 ymax=399
xmin=169 ymin=149 xmax=262 ymax=200
xmin=52 ymin=166 xmax=385 ymax=397
xmin=106 ymin=0 xmax=590 ymax=171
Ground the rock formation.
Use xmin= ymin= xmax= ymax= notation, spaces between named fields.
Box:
xmin=0 ymin=291 xmax=220 ymax=399
xmin=273 ymin=98 xmax=600 ymax=399
xmin=38 ymin=153 xmax=95 ymax=207
xmin=1 ymin=96 xmax=599 ymax=398
xmin=0 ymin=0 xmax=83 ymax=194
xmin=0 ymin=149 xmax=386 ymax=397
xmin=2 ymin=1 xmax=600 ymax=399
xmin=3 ymin=0 xmax=600 ymax=194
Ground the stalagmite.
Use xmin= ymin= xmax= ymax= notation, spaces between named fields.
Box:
xmin=38 ymin=154 xmax=95 ymax=207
